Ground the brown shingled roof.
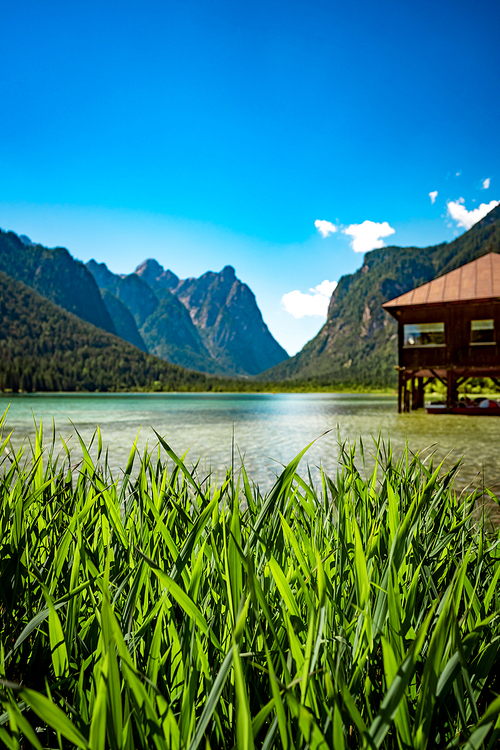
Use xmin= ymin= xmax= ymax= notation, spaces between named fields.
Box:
xmin=383 ymin=253 xmax=500 ymax=309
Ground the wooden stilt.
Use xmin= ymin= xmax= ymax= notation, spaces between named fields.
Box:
xmin=415 ymin=377 xmax=424 ymax=409
xmin=446 ymin=370 xmax=454 ymax=410
xmin=411 ymin=377 xmax=418 ymax=410
xmin=404 ymin=376 xmax=411 ymax=413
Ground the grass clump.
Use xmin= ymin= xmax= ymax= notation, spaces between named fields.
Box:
xmin=0 ymin=412 xmax=499 ymax=749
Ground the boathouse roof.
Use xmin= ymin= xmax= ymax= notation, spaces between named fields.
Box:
xmin=383 ymin=252 xmax=500 ymax=309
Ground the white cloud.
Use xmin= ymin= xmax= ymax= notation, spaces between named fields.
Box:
xmin=282 ymin=279 xmax=337 ymax=319
xmin=342 ymin=220 xmax=395 ymax=253
xmin=314 ymin=219 xmax=337 ymax=238
xmin=483 ymin=178 xmax=490 ymax=189
xmin=446 ymin=197 xmax=500 ymax=230
xmin=429 ymin=191 xmax=438 ymax=204
xmin=314 ymin=279 xmax=337 ymax=297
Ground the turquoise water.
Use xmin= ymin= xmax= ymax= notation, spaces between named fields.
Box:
xmin=1 ymin=392 xmax=500 ymax=492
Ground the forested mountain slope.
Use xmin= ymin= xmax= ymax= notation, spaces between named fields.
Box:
xmin=0 ymin=272 xmax=211 ymax=392
xmin=260 ymin=204 xmax=500 ymax=385
xmin=0 ymin=230 xmax=116 ymax=334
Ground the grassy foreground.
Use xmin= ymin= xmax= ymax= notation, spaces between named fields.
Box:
xmin=0 ymin=416 xmax=500 ymax=749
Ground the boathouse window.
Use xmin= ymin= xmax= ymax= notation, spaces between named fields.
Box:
xmin=470 ymin=319 xmax=495 ymax=344
xmin=403 ymin=322 xmax=445 ymax=347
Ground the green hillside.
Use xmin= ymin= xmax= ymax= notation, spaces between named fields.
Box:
xmin=0 ymin=229 xmax=116 ymax=334
xmin=140 ymin=292 xmax=225 ymax=373
xmin=261 ymin=205 xmax=500 ymax=385
xmin=0 ymin=272 xmax=212 ymax=392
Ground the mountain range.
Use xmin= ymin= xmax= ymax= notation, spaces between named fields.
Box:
xmin=2 ymin=203 xmax=500 ymax=392
xmin=0 ymin=270 xmax=212 ymax=393
xmin=86 ymin=258 xmax=288 ymax=376
xmin=261 ymin=204 xmax=500 ymax=385
xmin=0 ymin=228 xmax=288 ymax=385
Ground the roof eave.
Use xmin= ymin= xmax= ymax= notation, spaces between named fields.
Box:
xmin=382 ymin=295 xmax=500 ymax=314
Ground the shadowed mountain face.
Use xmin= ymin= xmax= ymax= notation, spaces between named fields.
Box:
xmin=259 ymin=204 xmax=500 ymax=386
xmin=87 ymin=259 xmax=289 ymax=376
xmin=100 ymin=290 xmax=148 ymax=352
xmin=139 ymin=295 xmax=217 ymax=373
xmin=112 ymin=274 xmax=159 ymax=328
xmin=86 ymin=260 xmax=121 ymax=296
xmin=0 ymin=231 xmax=116 ymax=334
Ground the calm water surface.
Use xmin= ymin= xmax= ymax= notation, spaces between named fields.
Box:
xmin=1 ymin=392 xmax=499 ymax=492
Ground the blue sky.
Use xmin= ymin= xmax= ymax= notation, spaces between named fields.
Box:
xmin=1 ymin=0 xmax=499 ymax=354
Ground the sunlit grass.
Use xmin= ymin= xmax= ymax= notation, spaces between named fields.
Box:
xmin=0 ymin=409 xmax=499 ymax=749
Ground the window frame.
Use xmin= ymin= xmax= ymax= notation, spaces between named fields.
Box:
xmin=470 ymin=319 xmax=496 ymax=346
xmin=403 ymin=322 xmax=446 ymax=349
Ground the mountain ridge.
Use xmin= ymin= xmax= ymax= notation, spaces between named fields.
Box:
xmin=87 ymin=258 xmax=289 ymax=376
xmin=0 ymin=228 xmax=287 ymax=379
xmin=0 ymin=229 xmax=116 ymax=335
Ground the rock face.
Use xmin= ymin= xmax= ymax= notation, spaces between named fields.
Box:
xmin=174 ymin=265 xmax=289 ymax=375
xmin=260 ymin=204 xmax=500 ymax=385
xmin=0 ymin=231 xmax=116 ymax=334
xmin=87 ymin=259 xmax=289 ymax=376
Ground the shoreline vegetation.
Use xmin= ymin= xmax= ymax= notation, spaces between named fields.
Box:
xmin=2 ymin=380 xmax=396 ymax=395
xmin=3 ymin=376 xmax=500 ymax=396
xmin=1 ymin=417 xmax=499 ymax=748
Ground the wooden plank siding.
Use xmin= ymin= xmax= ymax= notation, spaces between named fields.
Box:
xmin=396 ymin=301 xmax=500 ymax=370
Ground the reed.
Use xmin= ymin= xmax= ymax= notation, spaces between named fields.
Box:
xmin=0 ymin=410 xmax=499 ymax=749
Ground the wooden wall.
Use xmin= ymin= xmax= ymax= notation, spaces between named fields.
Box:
xmin=396 ymin=301 xmax=500 ymax=369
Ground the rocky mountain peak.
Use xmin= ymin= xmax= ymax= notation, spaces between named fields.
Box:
xmin=134 ymin=258 xmax=179 ymax=291
xmin=86 ymin=260 xmax=120 ymax=294
xmin=135 ymin=258 xmax=163 ymax=275
xmin=89 ymin=255 xmax=288 ymax=376
xmin=221 ymin=265 xmax=236 ymax=281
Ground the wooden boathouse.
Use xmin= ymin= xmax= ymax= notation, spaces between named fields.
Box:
xmin=382 ymin=252 xmax=500 ymax=412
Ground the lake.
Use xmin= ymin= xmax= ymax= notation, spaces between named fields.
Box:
xmin=2 ymin=392 xmax=500 ymax=494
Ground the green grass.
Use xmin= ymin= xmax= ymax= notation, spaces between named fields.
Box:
xmin=0 ymin=411 xmax=499 ymax=749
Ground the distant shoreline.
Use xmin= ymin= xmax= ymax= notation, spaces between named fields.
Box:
xmin=1 ymin=383 xmax=396 ymax=396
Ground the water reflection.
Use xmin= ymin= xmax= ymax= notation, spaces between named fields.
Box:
xmin=1 ymin=392 xmax=500 ymax=493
